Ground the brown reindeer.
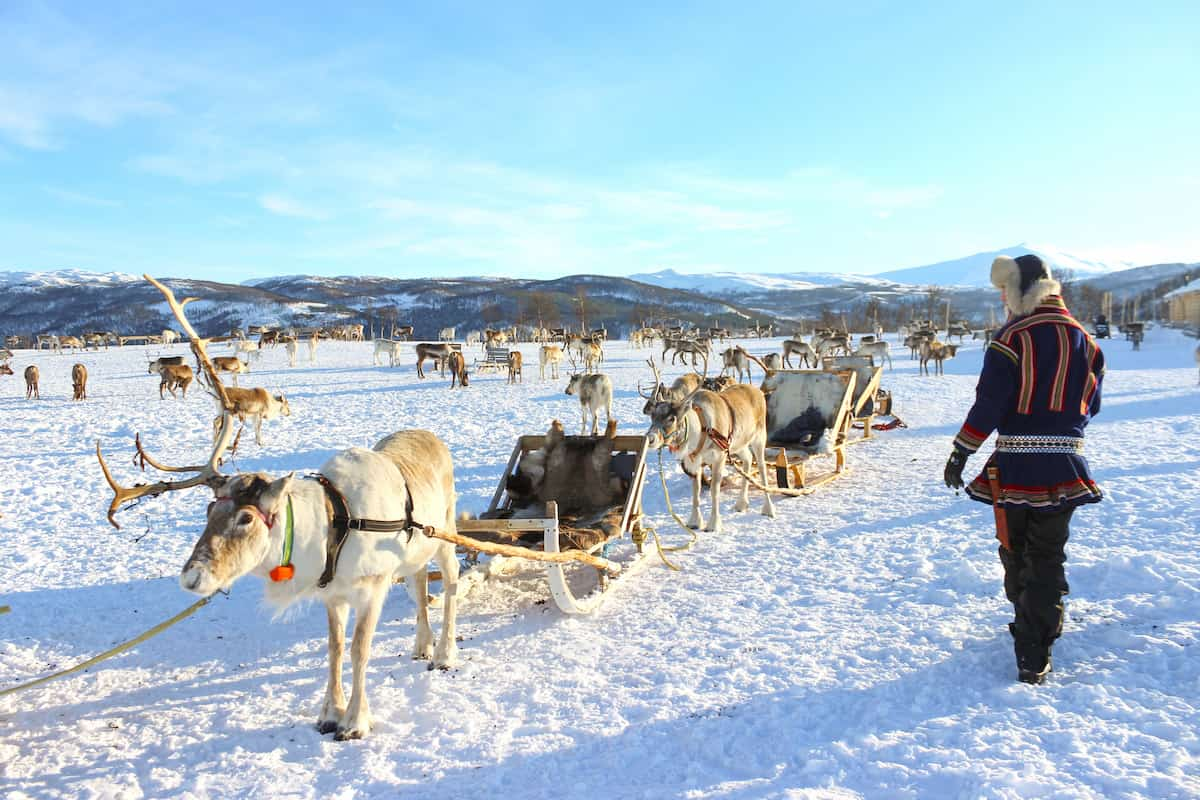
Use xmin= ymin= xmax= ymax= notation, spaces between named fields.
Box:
xmin=25 ymin=365 xmax=40 ymax=398
xmin=211 ymin=386 xmax=290 ymax=445
xmin=448 ymin=350 xmax=470 ymax=388
xmin=211 ymin=355 xmax=250 ymax=386
xmin=919 ymin=340 xmax=958 ymax=376
xmin=0 ymin=363 xmax=13 ymax=376
xmin=642 ymin=382 xmax=776 ymax=531
xmin=507 ymin=350 xmax=523 ymax=383
xmin=71 ymin=363 xmax=88 ymax=400
xmin=415 ymin=343 xmax=453 ymax=378
xmin=152 ymin=363 xmax=194 ymax=398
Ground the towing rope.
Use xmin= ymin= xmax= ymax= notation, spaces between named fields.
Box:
xmin=0 ymin=594 xmax=213 ymax=701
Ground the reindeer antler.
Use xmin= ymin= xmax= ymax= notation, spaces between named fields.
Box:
xmin=97 ymin=276 xmax=238 ymax=528
xmin=637 ymin=357 xmax=665 ymax=399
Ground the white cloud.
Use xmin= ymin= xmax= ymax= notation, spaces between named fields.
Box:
xmin=259 ymin=194 xmax=328 ymax=221
xmin=43 ymin=187 xmax=119 ymax=208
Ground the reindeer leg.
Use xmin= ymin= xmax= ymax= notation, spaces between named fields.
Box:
xmin=254 ymin=416 xmax=263 ymax=446
xmin=318 ymin=600 xmax=349 ymax=734
xmin=734 ymin=447 xmax=751 ymax=512
xmin=687 ymin=464 xmax=704 ymax=529
xmin=337 ymin=576 xmax=387 ymax=741
xmin=756 ymin=438 xmax=776 ymax=518
xmin=705 ymin=453 xmax=726 ymax=532
xmin=410 ymin=567 xmax=434 ymax=661
xmin=432 ymin=541 xmax=460 ymax=669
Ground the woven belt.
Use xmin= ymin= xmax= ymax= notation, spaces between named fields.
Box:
xmin=995 ymin=435 xmax=1084 ymax=454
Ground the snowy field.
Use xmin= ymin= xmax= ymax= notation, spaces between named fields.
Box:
xmin=2 ymin=327 xmax=1198 ymax=799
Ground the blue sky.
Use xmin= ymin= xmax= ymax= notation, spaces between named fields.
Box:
xmin=1 ymin=1 xmax=1198 ymax=283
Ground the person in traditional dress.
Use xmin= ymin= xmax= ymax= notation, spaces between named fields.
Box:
xmin=944 ymin=254 xmax=1105 ymax=684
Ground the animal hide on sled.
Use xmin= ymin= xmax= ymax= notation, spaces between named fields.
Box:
xmin=506 ymin=419 xmax=629 ymax=515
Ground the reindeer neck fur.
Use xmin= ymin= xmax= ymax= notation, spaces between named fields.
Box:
xmin=249 ymin=443 xmax=450 ymax=612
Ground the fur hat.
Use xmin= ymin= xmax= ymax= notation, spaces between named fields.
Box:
xmin=990 ymin=253 xmax=1060 ymax=316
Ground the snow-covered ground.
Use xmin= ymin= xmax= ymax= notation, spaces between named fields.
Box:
xmin=1 ymin=328 xmax=1198 ymax=799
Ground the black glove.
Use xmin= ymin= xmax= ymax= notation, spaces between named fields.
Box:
xmin=944 ymin=449 xmax=968 ymax=490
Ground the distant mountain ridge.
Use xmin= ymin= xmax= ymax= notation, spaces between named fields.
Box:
xmin=1 ymin=246 xmax=1194 ymax=337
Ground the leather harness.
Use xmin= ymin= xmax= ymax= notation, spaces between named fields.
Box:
xmin=312 ymin=474 xmax=426 ymax=589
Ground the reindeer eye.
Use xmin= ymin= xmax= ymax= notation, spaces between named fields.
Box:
xmin=236 ymin=511 xmax=254 ymax=527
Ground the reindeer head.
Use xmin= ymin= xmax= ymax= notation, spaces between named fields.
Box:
xmin=643 ymin=392 xmax=697 ymax=451
xmin=276 ymin=394 xmax=291 ymax=417
xmin=564 ymin=373 xmax=583 ymax=395
xmin=180 ymin=472 xmax=294 ymax=595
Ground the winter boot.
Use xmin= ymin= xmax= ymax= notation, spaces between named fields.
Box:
xmin=1016 ymin=645 xmax=1052 ymax=685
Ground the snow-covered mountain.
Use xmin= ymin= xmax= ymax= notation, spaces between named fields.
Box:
xmin=628 ymin=268 xmax=895 ymax=294
xmin=872 ymin=243 xmax=1136 ymax=288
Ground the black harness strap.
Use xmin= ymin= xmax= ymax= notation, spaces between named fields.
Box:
xmin=314 ymin=474 xmax=423 ymax=589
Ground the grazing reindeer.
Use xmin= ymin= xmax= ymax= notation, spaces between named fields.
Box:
xmin=373 ymin=339 xmax=403 ymax=367
xmin=415 ymin=343 xmax=454 ymax=378
xmin=151 ymin=362 xmax=194 ymax=399
xmin=211 ymin=356 xmax=249 ymax=387
xmin=447 ymin=350 xmax=470 ymax=388
xmin=720 ymin=346 xmax=755 ymax=383
xmin=565 ymin=365 xmax=613 ymax=435
xmin=507 ymin=350 xmax=523 ymax=383
xmin=919 ymin=340 xmax=958 ymax=376
xmin=25 ymin=365 xmax=40 ymax=399
xmin=854 ymin=340 xmax=893 ymax=369
xmin=211 ymin=387 xmax=290 ymax=445
xmin=642 ymin=383 xmax=776 ymax=532
xmin=394 ymin=324 xmax=413 ymax=340
xmin=161 ymin=329 xmax=179 ymax=345
xmin=0 ymin=363 xmax=12 ymax=376
xmin=98 ymin=275 xmax=460 ymax=741
xmin=71 ymin=363 xmax=87 ymax=400
xmin=438 ymin=326 xmax=456 ymax=342
xmin=782 ymin=338 xmax=817 ymax=368
xmin=539 ymin=345 xmax=564 ymax=380
xmin=762 ymin=352 xmax=782 ymax=372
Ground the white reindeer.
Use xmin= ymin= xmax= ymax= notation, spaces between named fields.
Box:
xmin=99 ymin=276 xmax=463 ymax=742
xmin=373 ymin=339 xmax=403 ymax=367
xmin=854 ymin=340 xmax=893 ymax=369
xmin=565 ymin=370 xmax=613 ymax=435
xmin=539 ymin=345 xmax=564 ymax=380
xmin=439 ymin=326 xmax=456 ymax=342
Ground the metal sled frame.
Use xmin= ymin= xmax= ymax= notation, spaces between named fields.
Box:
xmin=762 ymin=369 xmax=856 ymax=492
xmin=454 ymin=433 xmax=651 ymax=613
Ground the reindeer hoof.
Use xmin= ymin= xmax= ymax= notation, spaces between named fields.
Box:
xmin=317 ymin=720 xmax=339 ymax=735
xmin=334 ymin=727 xmax=365 ymax=741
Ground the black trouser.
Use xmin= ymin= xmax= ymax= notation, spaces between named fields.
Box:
xmin=999 ymin=505 xmax=1073 ymax=660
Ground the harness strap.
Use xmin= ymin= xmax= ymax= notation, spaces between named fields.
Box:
xmin=314 ymin=474 xmax=423 ymax=589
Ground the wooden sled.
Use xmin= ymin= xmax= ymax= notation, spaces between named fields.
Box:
xmin=821 ymin=355 xmax=884 ymax=443
xmin=761 ymin=369 xmax=856 ymax=492
xmin=453 ymin=432 xmax=651 ymax=614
